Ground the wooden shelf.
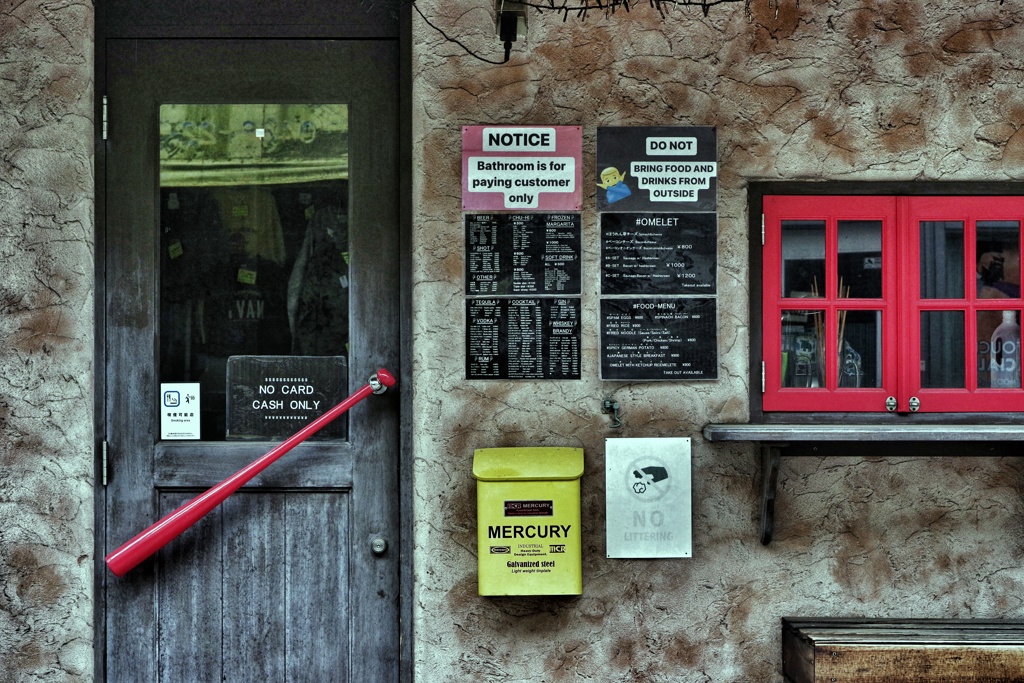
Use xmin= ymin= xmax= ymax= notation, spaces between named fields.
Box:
xmin=704 ymin=424 xmax=1024 ymax=442
xmin=703 ymin=424 xmax=1024 ymax=544
xmin=782 ymin=617 xmax=1024 ymax=683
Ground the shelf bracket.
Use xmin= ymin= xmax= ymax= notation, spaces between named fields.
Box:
xmin=759 ymin=443 xmax=785 ymax=545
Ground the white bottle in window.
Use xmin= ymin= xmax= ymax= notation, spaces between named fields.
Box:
xmin=990 ymin=310 xmax=1021 ymax=388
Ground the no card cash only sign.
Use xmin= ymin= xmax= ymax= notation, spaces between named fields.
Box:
xmin=473 ymin=447 xmax=584 ymax=596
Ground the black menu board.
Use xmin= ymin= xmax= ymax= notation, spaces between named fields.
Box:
xmin=600 ymin=298 xmax=717 ymax=380
xmin=601 ymin=212 xmax=716 ymax=295
xmin=466 ymin=297 xmax=581 ymax=380
xmin=466 ymin=213 xmax=581 ymax=296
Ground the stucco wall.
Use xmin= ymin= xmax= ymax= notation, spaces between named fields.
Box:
xmin=411 ymin=1 xmax=1024 ymax=681
xmin=0 ymin=1 xmax=94 ymax=681
xmin=5 ymin=1 xmax=1024 ymax=680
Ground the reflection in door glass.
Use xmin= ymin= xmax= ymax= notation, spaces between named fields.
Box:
xmin=781 ymin=220 xmax=825 ymax=298
xmin=836 ymin=310 xmax=881 ymax=388
xmin=920 ymin=310 xmax=964 ymax=388
xmin=919 ymin=221 xmax=964 ymax=299
xmin=158 ymin=104 xmax=349 ymax=440
xmin=780 ymin=309 xmax=825 ymax=388
xmin=977 ymin=309 xmax=1021 ymax=389
xmin=976 ymin=220 xmax=1020 ymax=300
xmin=837 ymin=220 xmax=882 ymax=299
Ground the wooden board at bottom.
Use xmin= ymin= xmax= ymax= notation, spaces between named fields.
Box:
xmin=783 ymin=618 xmax=1024 ymax=683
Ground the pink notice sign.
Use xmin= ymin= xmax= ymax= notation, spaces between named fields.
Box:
xmin=463 ymin=125 xmax=582 ymax=211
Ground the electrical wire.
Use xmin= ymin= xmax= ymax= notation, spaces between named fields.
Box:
xmin=411 ymin=1 xmax=511 ymax=65
xmin=409 ymin=0 xmax=759 ymax=66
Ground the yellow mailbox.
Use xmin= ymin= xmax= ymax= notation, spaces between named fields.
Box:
xmin=473 ymin=447 xmax=584 ymax=596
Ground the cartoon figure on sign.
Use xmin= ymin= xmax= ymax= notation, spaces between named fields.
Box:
xmin=597 ymin=167 xmax=631 ymax=204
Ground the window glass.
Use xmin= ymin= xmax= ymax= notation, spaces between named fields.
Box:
xmin=976 ymin=220 xmax=1020 ymax=300
xmin=920 ymin=310 xmax=964 ymax=388
xmin=837 ymin=310 xmax=881 ymax=388
xmin=837 ymin=220 xmax=882 ymax=299
xmin=919 ymin=220 xmax=964 ymax=299
xmin=977 ymin=309 xmax=1022 ymax=389
xmin=781 ymin=309 xmax=825 ymax=388
xmin=158 ymin=104 xmax=350 ymax=440
xmin=781 ymin=220 xmax=825 ymax=298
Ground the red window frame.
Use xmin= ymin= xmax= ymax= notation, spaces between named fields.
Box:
xmin=763 ymin=195 xmax=1024 ymax=413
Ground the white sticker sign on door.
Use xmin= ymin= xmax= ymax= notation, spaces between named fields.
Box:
xmin=605 ymin=437 xmax=692 ymax=559
xmin=160 ymin=382 xmax=200 ymax=440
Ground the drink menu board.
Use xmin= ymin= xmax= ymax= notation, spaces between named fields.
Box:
xmin=465 ymin=212 xmax=582 ymax=380
xmin=467 ymin=297 xmax=581 ymax=380
xmin=466 ymin=213 xmax=581 ymax=296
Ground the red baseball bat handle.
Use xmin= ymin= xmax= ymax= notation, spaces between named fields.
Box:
xmin=105 ymin=368 xmax=396 ymax=577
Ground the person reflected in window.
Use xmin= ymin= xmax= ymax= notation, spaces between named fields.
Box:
xmin=978 ymin=245 xmax=1020 ymax=299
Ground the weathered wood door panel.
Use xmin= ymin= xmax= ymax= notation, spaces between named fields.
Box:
xmin=102 ymin=39 xmax=400 ymax=682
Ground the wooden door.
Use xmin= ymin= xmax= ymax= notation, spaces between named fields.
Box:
xmin=101 ymin=39 xmax=401 ymax=681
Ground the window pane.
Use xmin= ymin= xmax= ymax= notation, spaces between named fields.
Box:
xmin=837 ymin=220 xmax=882 ymax=298
xmin=781 ymin=309 xmax=824 ymax=388
xmin=159 ymin=103 xmax=350 ymax=440
xmin=976 ymin=220 xmax=1020 ymax=300
xmin=837 ymin=310 xmax=881 ymax=388
xmin=920 ymin=311 xmax=964 ymax=388
xmin=919 ymin=221 xmax=964 ymax=299
xmin=781 ymin=220 xmax=825 ymax=298
xmin=977 ymin=309 xmax=1021 ymax=389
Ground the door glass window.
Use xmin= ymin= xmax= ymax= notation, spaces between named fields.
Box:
xmin=976 ymin=220 xmax=1021 ymax=389
xmin=775 ymin=210 xmax=887 ymax=398
xmin=978 ymin=309 xmax=1022 ymax=389
xmin=838 ymin=220 xmax=882 ymax=299
xmin=158 ymin=104 xmax=350 ymax=440
xmin=781 ymin=220 xmax=825 ymax=298
xmin=919 ymin=220 xmax=964 ymax=299
xmin=781 ymin=309 xmax=824 ymax=388
xmin=920 ymin=310 xmax=965 ymax=388
xmin=976 ymin=220 xmax=1020 ymax=300
xmin=837 ymin=310 xmax=881 ymax=388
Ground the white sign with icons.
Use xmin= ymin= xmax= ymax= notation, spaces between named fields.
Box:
xmin=160 ymin=382 xmax=201 ymax=440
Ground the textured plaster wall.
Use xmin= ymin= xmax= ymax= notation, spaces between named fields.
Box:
xmin=0 ymin=1 xmax=94 ymax=681
xmin=411 ymin=1 xmax=1024 ymax=681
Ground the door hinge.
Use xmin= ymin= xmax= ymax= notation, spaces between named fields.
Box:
xmin=761 ymin=214 xmax=765 ymax=246
xmin=761 ymin=361 xmax=766 ymax=393
xmin=102 ymin=440 xmax=109 ymax=486
xmin=102 ymin=96 xmax=108 ymax=141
